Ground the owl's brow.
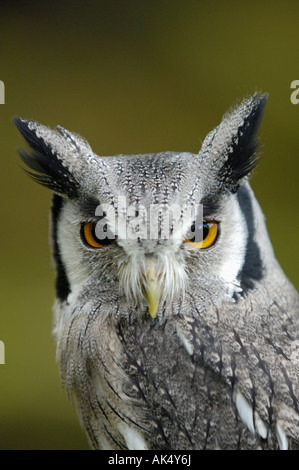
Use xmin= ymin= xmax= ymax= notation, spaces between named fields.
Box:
xmin=200 ymin=196 xmax=220 ymax=218
xmin=80 ymin=199 xmax=102 ymax=217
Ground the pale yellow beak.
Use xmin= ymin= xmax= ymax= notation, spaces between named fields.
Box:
xmin=142 ymin=259 xmax=161 ymax=318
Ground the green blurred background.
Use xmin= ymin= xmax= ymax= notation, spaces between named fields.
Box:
xmin=1 ymin=0 xmax=299 ymax=449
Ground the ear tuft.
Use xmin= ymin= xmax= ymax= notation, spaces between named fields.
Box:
xmin=200 ymin=93 xmax=268 ymax=193
xmin=13 ymin=116 xmax=78 ymax=198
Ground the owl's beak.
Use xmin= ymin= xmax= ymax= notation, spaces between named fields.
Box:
xmin=142 ymin=259 xmax=161 ymax=319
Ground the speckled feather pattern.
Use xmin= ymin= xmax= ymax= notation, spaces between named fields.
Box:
xmin=15 ymin=93 xmax=299 ymax=449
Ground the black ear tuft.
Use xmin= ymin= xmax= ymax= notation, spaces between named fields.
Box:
xmin=217 ymin=93 xmax=268 ymax=193
xmin=13 ymin=116 xmax=78 ymax=198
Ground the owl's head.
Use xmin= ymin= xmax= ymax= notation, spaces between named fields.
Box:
xmin=14 ymin=93 xmax=268 ymax=319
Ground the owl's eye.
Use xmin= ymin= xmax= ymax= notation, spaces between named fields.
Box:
xmin=81 ymin=222 xmax=116 ymax=248
xmin=185 ymin=222 xmax=219 ymax=249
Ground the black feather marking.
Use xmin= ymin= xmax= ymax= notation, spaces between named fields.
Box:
xmin=265 ymin=337 xmax=291 ymax=361
xmin=233 ymin=330 xmax=249 ymax=360
xmin=280 ymin=366 xmax=299 ymax=413
xmin=13 ymin=116 xmax=78 ymax=198
xmin=96 ymin=399 xmax=110 ymax=423
xmin=51 ymin=194 xmax=71 ymax=301
xmin=200 ymin=195 xmax=221 ymax=217
xmin=218 ymin=93 xmax=268 ymax=193
xmin=252 ymin=347 xmax=275 ymax=426
xmin=101 ymin=421 xmax=126 ymax=450
xmin=236 ymin=185 xmax=264 ymax=292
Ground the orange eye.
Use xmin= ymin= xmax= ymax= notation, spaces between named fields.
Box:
xmin=185 ymin=222 xmax=219 ymax=249
xmin=81 ymin=222 xmax=116 ymax=248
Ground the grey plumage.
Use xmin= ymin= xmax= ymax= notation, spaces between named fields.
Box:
xmin=15 ymin=93 xmax=299 ymax=449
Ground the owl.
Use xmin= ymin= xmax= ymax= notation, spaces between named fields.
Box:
xmin=14 ymin=93 xmax=299 ymax=450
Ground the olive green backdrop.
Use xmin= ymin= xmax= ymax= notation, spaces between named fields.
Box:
xmin=1 ymin=0 xmax=299 ymax=449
